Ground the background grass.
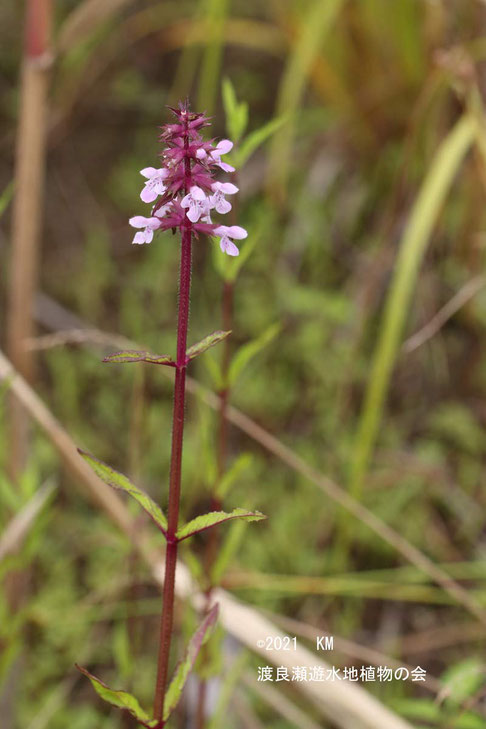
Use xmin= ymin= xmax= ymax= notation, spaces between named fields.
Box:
xmin=2 ymin=0 xmax=486 ymax=727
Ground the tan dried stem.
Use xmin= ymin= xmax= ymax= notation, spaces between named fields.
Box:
xmin=7 ymin=0 xmax=53 ymax=479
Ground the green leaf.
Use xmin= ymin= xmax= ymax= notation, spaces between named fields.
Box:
xmin=186 ymin=331 xmax=231 ymax=361
xmin=76 ymin=665 xmax=157 ymax=727
xmin=78 ymin=451 xmax=168 ymax=535
xmin=103 ymin=350 xmax=174 ymax=366
xmin=216 ymin=453 xmax=253 ymax=500
xmin=176 ymin=508 xmax=266 ymax=541
xmin=234 ymin=115 xmax=288 ymax=167
xmin=164 ymin=604 xmax=219 ymax=721
xmin=222 ymin=77 xmax=249 ymax=143
xmin=440 ymin=658 xmax=485 ymax=706
xmin=228 ymin=323 xmax=280 ymax=386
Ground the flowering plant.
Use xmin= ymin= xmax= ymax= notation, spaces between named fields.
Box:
xmin=76 ymin=102 xmax=265 ymax=728
xmin=129 ymin=108 xmax=246 ymax=256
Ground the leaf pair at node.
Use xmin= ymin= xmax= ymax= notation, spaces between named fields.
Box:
xmin=102 ymin=330 xmax=231 ymax=367
xmin=78 ymin=451 xmax=266 ymax=542
xmin=76 ymin=604 xmax=219 ymax=727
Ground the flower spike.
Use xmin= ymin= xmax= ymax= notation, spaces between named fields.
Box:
xmin=129 ymin=103 xmax=247 ymax=254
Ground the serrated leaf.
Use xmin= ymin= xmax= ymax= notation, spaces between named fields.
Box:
xmin=216 ymin=453 xmax=253 ymax=500
xmin=103 ymin=350 xmax=175 ymax=366
xmin=234 ymin=115 xmax=289 ymax=167
xmin=76 ymin=665 xmax=157 ymax=727
xmin=176 ymin=508 xmax=266 ymax=542
xmin=164 ymin=605 xmax=219 ymax=721
xmin=78 ymin=451 xmax=167 ymax=535
xmin=186 ymin=331 xmax=231 ymax=361
xmin=228 ymin=323 xmax=280 ymax=386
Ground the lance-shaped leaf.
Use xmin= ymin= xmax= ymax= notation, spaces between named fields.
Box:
xmin=78 ymin=450 xmax=168 ymax=535
xmin=163 ymin=604 xmax=219 ymax=721
xmin=176 ymin=508 xmax=266 ymax=542
xmin=186 ymin=330 xmax=231 ymax=362
xmin=103 ymin=350 xmax=175 ymax=366
xmin=76 ymin=666 xmax=158 ymax=728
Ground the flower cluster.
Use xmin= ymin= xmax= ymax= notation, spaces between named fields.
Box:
xmin=129 ymin=104 xmax=247 ymax=256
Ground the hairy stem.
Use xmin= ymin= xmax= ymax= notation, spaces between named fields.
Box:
xmin=153 ymin=122 xmax=193 ymax=724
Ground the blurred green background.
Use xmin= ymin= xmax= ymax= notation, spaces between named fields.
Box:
xmin=2 ymin=0 xmax=486 ymax=727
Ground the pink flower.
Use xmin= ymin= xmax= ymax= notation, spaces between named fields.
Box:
xmin=210 ymin=181 xmax=238 ymax=214
xmin=197 ymin=139 xmax=235 ymax=172
xmin=140 ymin=167 xmax=169 ymax=203
xmin=181 ymin=186 xmax=210 ymax=223
xmin=129 ymin=215 xmax=161 ymax=244
xmin=214 ymin=225 xmax=247 ymax=256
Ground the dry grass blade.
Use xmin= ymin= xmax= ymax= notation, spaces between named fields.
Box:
xmin=0 ymin=350 xmax=414 ymax=729
xmin=402 ymin=274 xmax=486 ymax=353
xmin=0 ymin=482 xmax=55 ymax=561
xmin=57 ymin=0 xmax=135 ymax=52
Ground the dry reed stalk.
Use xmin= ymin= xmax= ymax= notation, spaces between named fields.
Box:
xmin=7 ymin=0 xmax=53 ymax=479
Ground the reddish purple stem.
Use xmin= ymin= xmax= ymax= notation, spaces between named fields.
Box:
xmin=153 ymin=119 xmax=193 ymax=726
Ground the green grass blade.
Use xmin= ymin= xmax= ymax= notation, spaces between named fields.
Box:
xmin=267 ymin=0 xmax=345 ymax=202
xmin=349 ymin=115 xmax=475 ymax=502
xmin=228 ymin=322 xmax=280 ymax=386
xmin=196 ymin=0 xmax=230 ymax=115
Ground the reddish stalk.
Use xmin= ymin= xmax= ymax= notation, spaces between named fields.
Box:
xmin=153 ymin=128 xmax=193 ymax=725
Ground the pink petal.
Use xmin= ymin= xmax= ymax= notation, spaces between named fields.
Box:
xmin=216 ymin=139 xmax=233 ymax=155
xmin=213 ymin=225 xmax=229 ymax=236
xmin=133 ymin=231 xmax=146 ymax=244
xmin=140 ymin=167 xmax=157 ymax=179
xmin=129 ymin=215 xmax=151 ymax=228
xmin=186 ymin=205 xmax=201 ymax=223
xmin=217 ymin=161 xmax=235 ymax=173
xmin=215 ymin=198 xmax=232 ymax=214
xmin=218 ymin=182 xmax=238 ymax=194
xmin=140 ymin=186 xmax=158 ymax=203
xmin=146 ymin=217 xmax=162 ymax=229
xmin=227 ymin=226 xmax=248 ymax=240
xmin=145 ymin=228 xmax=154 ymax=243
xmin=180 ymin=194 xmax=191 ymax=208
xmin=225 ymin=240 xmax=239 ymax=256
xmin=196 ymin=148 xmax=207 ymax=159
xmin=190 ymin=186 xmax=206 ymax=200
